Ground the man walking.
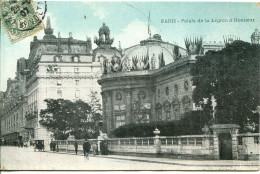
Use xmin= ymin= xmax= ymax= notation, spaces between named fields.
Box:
xmin=83 ymin=139 xmax=91 ymax=159
xmin=74 ymin=140 xmax=78 ymax=155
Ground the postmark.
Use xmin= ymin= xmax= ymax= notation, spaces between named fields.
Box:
xmin=0 ymin=0 xmax=45 ymax=43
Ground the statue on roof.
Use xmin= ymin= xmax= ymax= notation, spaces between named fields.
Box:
xmin=251 ymin=29 xmax=260 ymax=45
xmin=95 ymin=23 xmax=114 ymax=46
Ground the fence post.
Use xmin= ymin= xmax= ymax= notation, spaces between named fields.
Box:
xmin=66 ymin=140 xmax=68 ymax=153
xmin=212 ymin=132 xmax=219 ymax=160
xmin=231 ymin=129 xmax=239 ymax=160
xmin=153 ymin=128 xmax=161 ymax=156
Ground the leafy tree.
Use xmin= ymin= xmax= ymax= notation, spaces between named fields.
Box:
xmin=40 ymin=98 xmax=102 ymax=140
xmin=89 ymin=90 xmax=102 ymax=130
xmin=191 ymin=41 xmax=260 ymax=127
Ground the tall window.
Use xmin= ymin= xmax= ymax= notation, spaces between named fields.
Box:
xmin=164 ymin=101 xmax=171 ymax=120
xmin=57 ymin=79 xmax=62 ymax=86
xmin=57 ymin=90 xmax=62 ymax=98
xmin=172 ymin=99 xmax=180 ymax=120
xmin=75 ymin=79 xmax=79 ymax=85
xmin=182 ymin=96 xmax=191 ymax=113
xmin=116 ymin=115 xmax=126 ymax=128
xmin=75 ymin=90 xmax=80 ymax=98
xmin=174 ymin=84 xmax=178 ymax=96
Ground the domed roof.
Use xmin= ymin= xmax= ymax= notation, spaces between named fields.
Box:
xmin=123 ymin=34 xmax=187 ymax=70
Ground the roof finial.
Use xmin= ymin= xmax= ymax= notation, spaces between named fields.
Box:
xmin=44 ymin=16 xmax=54 ymax=36
xmin=46 ymin=16 xmax=51 ymax=29
xmin=118 ymin=41 xmax=122 ymax=51
xmin=148 ymin=11 xmax=151 ymax=39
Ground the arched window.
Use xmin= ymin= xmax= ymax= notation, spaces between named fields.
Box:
xmin=174 ymin=84 xmax=178 ymax=96
xmin=182 ymin=96 xmax=191 ymax=113
xmin=165 ymin=87 xmax=169 ymax=95
xmin=184 ymin=81 xmax=189 ymax=91
xmin=164 ymin=100 xmax=171 ymax=120
xmin=172 ymin=99 xmax=180 ymax=120
xmin=73 ymin=56 xmax=79 ymax=62
xmin=54 ymin=55 xmax=62 ymax=62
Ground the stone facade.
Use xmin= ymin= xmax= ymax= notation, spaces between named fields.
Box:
xmin=98 ymin=32 xmax=203 ymax=134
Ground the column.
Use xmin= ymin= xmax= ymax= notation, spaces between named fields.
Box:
xmin=125 ymin=88 xmax=132 ymax=124
xmin=204 ymin=136 xmax=210 ymax=155
xmin=151 ymin=86 xmax=156 ymax=122
xmin=212 ymin=131 xmax=220 ymax=160
xmin=231 ymin=129 xmax=239 ymax=160
xmin=101 ymin=92 xmax=107 ymax=132
xmin=106 ymin=90 xmax=112 ymax=134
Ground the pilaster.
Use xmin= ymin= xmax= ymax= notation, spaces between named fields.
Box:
xmin=125 ymin=88 xmax=132 ymax=124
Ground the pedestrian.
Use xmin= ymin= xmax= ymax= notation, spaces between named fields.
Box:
xmin=83 ymin=139 xmax=91 ymax=159
xmin=50 ymin=141 xmax=53 ymax=151
xmin=74 ymin=140 xmax=78 ymax=155
xmin=53 ymin=141 xmax=56 ymax=151
xmin=92 ymin=142 xmax=97 ymax=155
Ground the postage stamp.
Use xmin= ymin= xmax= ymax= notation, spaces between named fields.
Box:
xmin=0 ymin=0 xmax=45 ymax=43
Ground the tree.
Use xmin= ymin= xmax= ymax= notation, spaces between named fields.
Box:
xmin=39 ymin=99 xmax=73 ymax=140
xmin=39 ymin=98 xmax=102 ymax=140
xmin=89 ymin=90 xmax=102 ymax=128
xmin=191 ymin=41 xmax=260 ymax=127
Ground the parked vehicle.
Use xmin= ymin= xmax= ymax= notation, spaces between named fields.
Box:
xmin=34 ymin=140 xmax=44 ymax=151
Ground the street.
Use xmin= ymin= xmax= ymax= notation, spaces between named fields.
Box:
xmin=0 ymin=146 xmax=259 ymax=170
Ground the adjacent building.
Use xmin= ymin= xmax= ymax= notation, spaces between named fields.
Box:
xmin=1 ymin=17 xmax=102 ymax=145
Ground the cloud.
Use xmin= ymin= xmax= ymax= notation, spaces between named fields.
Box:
xmin=113 ymin=19 xmax=157 ymax=49
xmin=85 ymin=2 xmax=109 ymax=20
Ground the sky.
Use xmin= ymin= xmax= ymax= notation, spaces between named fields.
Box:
xmin=1 ymin=1 xmax=260 ymax=91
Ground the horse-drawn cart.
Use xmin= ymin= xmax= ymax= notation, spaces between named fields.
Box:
xmin=34 ymin=140 xmax=44 ymax=152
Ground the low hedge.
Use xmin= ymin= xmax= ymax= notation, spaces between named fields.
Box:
xmin=112 ymin=111 xmax=212 ymax=138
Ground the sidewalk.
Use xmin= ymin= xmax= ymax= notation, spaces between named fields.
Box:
xmin=47 ymin=150 xmax=260 ymax=168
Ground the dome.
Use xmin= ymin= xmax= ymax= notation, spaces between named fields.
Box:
xmin=122 ymin=35 xmax=187 ymax=70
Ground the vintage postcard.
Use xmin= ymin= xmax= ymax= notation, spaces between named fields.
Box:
xmin=0 ymin=0 xmax=259 ymax=171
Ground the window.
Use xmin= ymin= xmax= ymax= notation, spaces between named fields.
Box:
xmin=174 ymin=84 xmax=178 ymax=96
xmin=57 ymin=79 xmax=62 ymax=86
xmin=57 ymin=90 xmax=62 ymax=98
xmin=116 ymin=115 xmax=125 ymax=128
xmin=75 ymin=90 xmax=80 ymax=98
xmin=254 ymin=137 xmax=259 ymax=144
xmin=74 ymin=68 xmax=79 ymax=73
xmin=165 ymin=87 xmax=169 ymax=95
xmin=75 ymin=80 xmax=79 ymax=85
xmin=54 ymin=67 xmax=61 ymax=73
xmin=184 ymin=81 xmax=189 ymax=90
xmin=73 ymin=56 xmax=79 ymax=62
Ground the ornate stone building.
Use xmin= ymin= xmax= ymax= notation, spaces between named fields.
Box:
xmin=98 ymin=27 xmax=259 ymax=134
xmin=1 ymin=17 xmax=101 ymax=144
xmin=98 ymin=30 xmax=204 ymax=134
